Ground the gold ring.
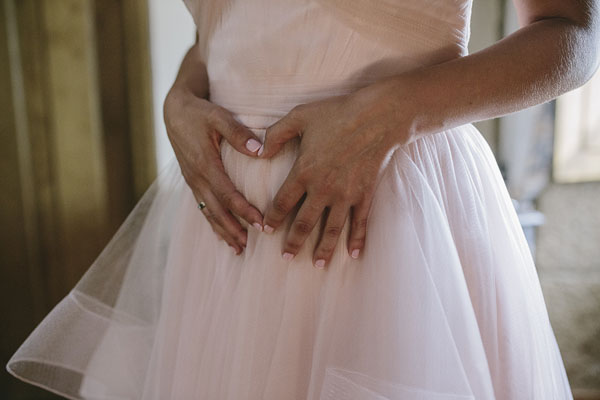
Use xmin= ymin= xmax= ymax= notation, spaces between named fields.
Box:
xmin=197 ymin=201 xmax=207 ymax=210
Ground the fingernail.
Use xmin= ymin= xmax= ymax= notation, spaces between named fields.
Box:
xmin=257 ymin=145 xmax=264 ymax=156
xmin=314 ymin=259 xmax=325 ymax=269
xmin=230 ymin=245 xmax=238 ymax=255
xmin=264 ymin=224 xmax=274 ymax=233
xmin=351 ymin=249 xmax=360 ymax=259
xmin=253 ymin=222 xmax=263 ymax=232
xmin=282 ymin=252 xmax=294 ymax=261
xmin=246 ymin=138 xmax=262 ymax=153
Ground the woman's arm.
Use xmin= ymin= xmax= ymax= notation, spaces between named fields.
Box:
xmin=168 ymin=34 xmax=210 ymax=100
xmin=352 ymin=0 xmax=600 ymax=145
xmin=164 ymin=37 xmax=266 ymax=254
xmin=257 ymin=0 xmax=599 ymax=267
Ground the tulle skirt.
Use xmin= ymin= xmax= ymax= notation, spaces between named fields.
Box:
xmin=7 ymin=114 xmax=572 ymax=399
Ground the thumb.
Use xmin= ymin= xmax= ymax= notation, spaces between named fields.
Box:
xmin=259 ymin=115 xmax=303 ymax=158
xmin=215 ymin=113 xmax=264 ymax=157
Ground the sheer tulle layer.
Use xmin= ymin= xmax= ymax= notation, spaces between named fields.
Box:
xmin=7 ymin=116 xmax=572 ymax=399
xmin=8 ymin=0 xmax=572 ymax=397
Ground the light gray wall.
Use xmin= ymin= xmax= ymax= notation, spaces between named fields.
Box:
xmin=148 ymin=0 xmax=195 ymax=171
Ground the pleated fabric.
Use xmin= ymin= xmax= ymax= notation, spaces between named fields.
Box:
xmin=7 ymin=0 xmax=573 ymax=399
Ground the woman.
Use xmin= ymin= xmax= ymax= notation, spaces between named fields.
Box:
xmin=7 ymin=0 xmax=598 ymax=398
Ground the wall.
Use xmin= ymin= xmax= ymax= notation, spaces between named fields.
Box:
xmin=147 ymin=0 xmax=195 ymax=171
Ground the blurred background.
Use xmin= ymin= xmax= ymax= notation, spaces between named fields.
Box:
xmin=1 ymin=0 xmax=599 ymax=398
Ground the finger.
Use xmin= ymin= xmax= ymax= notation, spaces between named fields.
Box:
xmin=179 ymin=166 xmax=230 ymax=245
xmin=281 ymin=195 xmax=326 ymax=261
xmin=195 ymin=186 xmax=248 ymax=251
xmin=259 ymin=106 xmax=304 ymax=158
xmin=203 ymin=210 xmax=236 ymax=250
xmin=210 ymin=220 xmax=243 ymax=255
xmin=198 ymin=203 xmax=241 ymax=254
xmin=262 ymin=173 xmax=306 ymax=234
xmin=347 ymin=196 xmax=373 ymax=259
xmin=210 ymin=107 xmax=264 ymax=157
xmin=313 ymin=204 xmax=349 ymax=269
xmin=208 ymin=155 xmax=264 ymax=231
xmin=195 ymin=194 xmax=246 ymax=254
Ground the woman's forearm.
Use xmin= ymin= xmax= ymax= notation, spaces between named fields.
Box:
xmin=352 ymin=4 xmax=600 ymax=145
xmin=170 ymin=38 xmax=210 ymax=100
xmin=164 ymin=37 xmax=211 ymax=129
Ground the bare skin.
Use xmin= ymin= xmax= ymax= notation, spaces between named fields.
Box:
xmin=165 ymin=0 xmax=599 ymax=265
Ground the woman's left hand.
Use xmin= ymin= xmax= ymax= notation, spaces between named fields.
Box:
xmin=258 ymin=84 xmax=416 ymax=268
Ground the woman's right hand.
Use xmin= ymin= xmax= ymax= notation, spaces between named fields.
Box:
xmin=164 ymin=85 xmax=265 ymax=254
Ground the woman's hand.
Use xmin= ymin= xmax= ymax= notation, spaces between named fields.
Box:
xmin=164 ymin=85 xmax=265 ymax=254
xmin=257 ymin=84 xmax=416 ymax=268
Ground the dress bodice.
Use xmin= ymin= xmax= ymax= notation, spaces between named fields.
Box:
xmin=183 ymin=0 xmax=472 ymax=117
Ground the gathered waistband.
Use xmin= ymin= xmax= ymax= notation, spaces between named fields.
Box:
xmin=209 ymin=77 xmax=382 ymax=125
xmin=229 ymin=113 xmax=282 ymax=131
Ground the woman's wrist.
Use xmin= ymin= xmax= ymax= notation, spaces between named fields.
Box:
xmin=347 ymin=72 xmax=429 ymax=150
xmin=169 ymin=42 xmax=210 ymax=101
xmin=164 ymin=84 xmax=209 ymax=136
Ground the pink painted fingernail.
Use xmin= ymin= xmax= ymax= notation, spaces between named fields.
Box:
xmin=230 ymin=245 xmax=238 ymax=255
xmin=315 ymin=259 xmax=325 ymax=269
xmin=257 ymin=145 xmax=264 ymax=156
xmin=253 ymin=222 xmax=263 ymax=231
xmin=246 ymin=138 xmax=262 ymax=153
xmin=282 ymin=252 xmax=294 ymax=261
xmin=351 ymin=249 xmax=360 ymax=259
xmin=264 ymin=225 xmax=274 ymax=233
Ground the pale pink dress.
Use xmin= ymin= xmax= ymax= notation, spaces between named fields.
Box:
xmin=7 ymin=0 xmax=573 ymax=399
